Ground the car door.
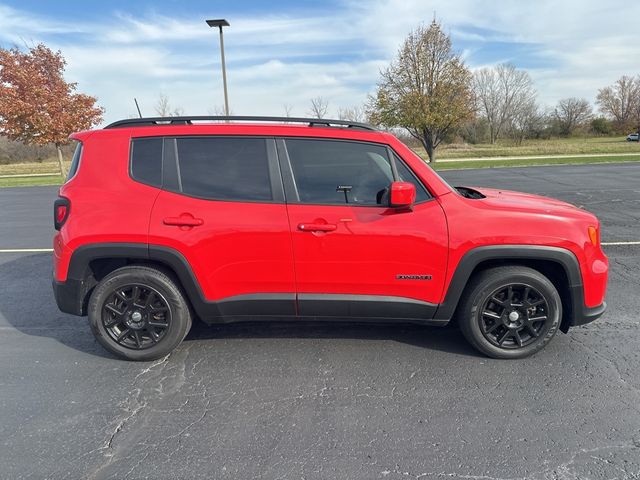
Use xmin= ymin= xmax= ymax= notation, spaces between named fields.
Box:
xmin=278 ymin=137 xmax=449 ymax=320
xmin=148 ymin=136 xmax=296 ymax=318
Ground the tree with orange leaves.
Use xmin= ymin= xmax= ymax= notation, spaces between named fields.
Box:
xmin=0 ymin=44 xmax=103 ymax=176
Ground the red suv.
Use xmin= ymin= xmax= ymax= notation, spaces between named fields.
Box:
xmin=52 ymin=116 xmax=608 ymax=361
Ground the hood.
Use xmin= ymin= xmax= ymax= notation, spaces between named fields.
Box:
xmin=464 ymin=186 xmax=588 ymax=217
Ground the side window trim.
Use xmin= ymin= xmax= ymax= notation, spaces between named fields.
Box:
xmin=387 ymin=148 xmax=433 ymax=200
xmin=275 ymin=138 xmax=300 ymax=202
xmin=266 ymin=138 xmax=285 ymax=203
xmin=161 ymin=135 xmax=285 ymax=204
xmin=161 ymin=138 xmax=180 ymax=191
xmin=386 ymin=146 xmax=400 ymax=180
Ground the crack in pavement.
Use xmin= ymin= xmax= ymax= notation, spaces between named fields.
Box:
xmin=85 ymin=352 xmax=173 ymax=480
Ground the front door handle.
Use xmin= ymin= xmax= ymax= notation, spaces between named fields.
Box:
xmin=163 ymin=214 xmax=204 ymax=227
xmin=298 ymin=223 xmax=337 ymax=232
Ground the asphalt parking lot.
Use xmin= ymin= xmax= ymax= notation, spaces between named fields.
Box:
xmin=1 ymin=162 xmax=639 ymax=479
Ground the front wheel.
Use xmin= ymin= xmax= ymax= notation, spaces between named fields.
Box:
xmin=457 ymin=266 xmax=562 ymax=359
xmin=88 ymin=266 xmax=192 ymax=361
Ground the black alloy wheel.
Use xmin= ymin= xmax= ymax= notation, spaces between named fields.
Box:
xmin=102 ymin=284 xmax=171 ymax=350
xmin=479 ymin=283 xmax=550 ymax=349
xmin=88 ymin=266 xmax=192 ymax=361
xmin=458 ymin=266 xmax=562 ymax=359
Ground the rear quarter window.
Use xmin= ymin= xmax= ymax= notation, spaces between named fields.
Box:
xmin=130 ymin=138 xmax=163 ymax=187
xmin=65 ymin=141 xmax=83 ymax=182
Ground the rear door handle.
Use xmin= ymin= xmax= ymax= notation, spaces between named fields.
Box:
xmin=298 ymin=223 xmax=337 ymax=232
xmin=163 ymin=214 xmax=204 ymax=227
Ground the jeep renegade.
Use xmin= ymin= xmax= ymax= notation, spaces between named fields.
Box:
xmin=52 ymin=116 xmax=608 ymax=361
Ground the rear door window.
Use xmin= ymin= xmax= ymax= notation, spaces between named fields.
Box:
xmin=175 ymin=137 xmax=272 ymax=202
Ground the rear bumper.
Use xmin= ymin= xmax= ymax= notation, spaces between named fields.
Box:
xmin=572 ymin=301 xmax=607 ymax=327
xmin=52 ymin=277 xmax=86 ymax=316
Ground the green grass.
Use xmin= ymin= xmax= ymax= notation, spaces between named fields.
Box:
xmin=417 ymin=136 xmax=640 ymax=160
xmin=0 ymin=160 xmax=63 ymax=187
xmin=432 ymin=155 xmax=640 ymax=170
xmin=0 ymin=175 xmax=63 ymax=187
xmin=0 ymin=161 xmax=60 ymax=176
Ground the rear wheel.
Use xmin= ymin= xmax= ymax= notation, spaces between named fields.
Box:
xmin=88 ymin=266 xmax=192 ymax=361
xmin=457 ymin=266 xmax=561 ymax=359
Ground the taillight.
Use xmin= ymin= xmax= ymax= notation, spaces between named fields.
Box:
xmin=54 ymin=198 xmax=70 ymax=230
xmin=588 ymin=225 xmax=599 ymax=246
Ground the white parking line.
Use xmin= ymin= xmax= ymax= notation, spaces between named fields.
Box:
xmin=601 ymin=241 xmax=640 ymax=246
xmin=0 ymin=248 xmax=53 ymax=253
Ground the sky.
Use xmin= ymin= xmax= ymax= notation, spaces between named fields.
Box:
xmin=1 ymin=0 xmax=639 ymax=125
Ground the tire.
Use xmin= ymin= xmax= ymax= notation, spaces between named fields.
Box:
xmin=457 ymin=266 xmax=562 ymax=359
xmin=88 ymin=266 xmax=192 ymax=361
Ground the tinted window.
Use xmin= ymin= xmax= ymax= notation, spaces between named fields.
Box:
xmin=393 ymin=154 xmax=431 ymax=203
xmin=66 ymin=141 xmax=82 ymax=181
xmin=286 ymin=139 xmax=393 ymax=205
xmin=131 ymin=138 xmax=163 ymax=187
xmin=176 ymin=137 xmax=272 ymax=201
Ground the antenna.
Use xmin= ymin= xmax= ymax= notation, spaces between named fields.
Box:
xmin=134 ymin=98 xmax=142 ymax=118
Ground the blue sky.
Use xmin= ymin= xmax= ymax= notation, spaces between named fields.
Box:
xmin=1 ymin=0 xmax=639 ymax=125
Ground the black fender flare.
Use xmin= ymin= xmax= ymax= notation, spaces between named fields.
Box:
xmin=433 ymin=245 xmax=586 ymax=328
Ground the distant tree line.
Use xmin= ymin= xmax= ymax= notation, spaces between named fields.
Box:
xmin=1 ymin=28 xmax=639 ymax=167
xmin=362 ymin=19 xmax=640 ymax=161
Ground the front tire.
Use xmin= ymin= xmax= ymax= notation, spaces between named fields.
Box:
xmin=457 ymin=266 xmax=561 ymax=359
xmin=88 ymin=266 xmax=192 ymax=361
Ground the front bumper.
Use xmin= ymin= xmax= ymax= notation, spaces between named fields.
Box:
xmin=572 ymin=301 xmax=607 ymax=327
xmin=560 ymin=284 xmax=607 ymax=333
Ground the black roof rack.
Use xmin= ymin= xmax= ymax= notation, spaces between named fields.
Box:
xmin=104 ymin=116 xmax=376 ymax=131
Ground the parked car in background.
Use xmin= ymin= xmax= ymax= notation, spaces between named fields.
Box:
xmin=52 ymin=116 xmax=608 ymax=361
xmin=627 ymin=133 xmax=639 ymax=141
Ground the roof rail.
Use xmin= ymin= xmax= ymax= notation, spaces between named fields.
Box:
xmin=104 ymin=116 xmax=376 ymax=131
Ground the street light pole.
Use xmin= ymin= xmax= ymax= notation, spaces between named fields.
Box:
xmin=206 ymin=19 xmax=230 ymax=116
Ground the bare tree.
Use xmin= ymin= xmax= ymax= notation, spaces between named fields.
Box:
xmin=155 ymin=93 xmax=183 ymax=117
xmin=553 ymin=97 xmax=592 ymax=136
xmin=308 ymin=96 xmax=329 ymax=119
xmin=208 ymin=105 xmax=233 ymax=116
xmin=596 ymin=75 xmax=640 ymax=131
xmin=367 ymin=20 xmax=474 ymax=162
xmin=337 ymin=105 xmax=367 ymax=123
xmin=282 ymin=103 xmax=293 ymax=118
xmin=474 ymin=64 xmax=536 ymax=144
xmin=508 ymin=100 xmax=546 ymax=145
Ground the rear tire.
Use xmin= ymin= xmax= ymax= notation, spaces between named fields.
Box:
xmin=457 ymin=266 xmax=561 ymax=359
xmin=88 ymin=266 xmax=192 ymax=361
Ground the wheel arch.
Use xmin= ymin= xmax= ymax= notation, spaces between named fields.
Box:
xmin=66 ymin=243 xmax=206 ymax=317
xmin=435 ymin=245 xmax=583 ymax=333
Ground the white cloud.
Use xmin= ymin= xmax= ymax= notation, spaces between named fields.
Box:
xmin=1 ymin=1 xmax=639 ymax=124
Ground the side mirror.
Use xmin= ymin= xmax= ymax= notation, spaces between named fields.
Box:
xmin=389 ymin=181 xmax=416 ymax=209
